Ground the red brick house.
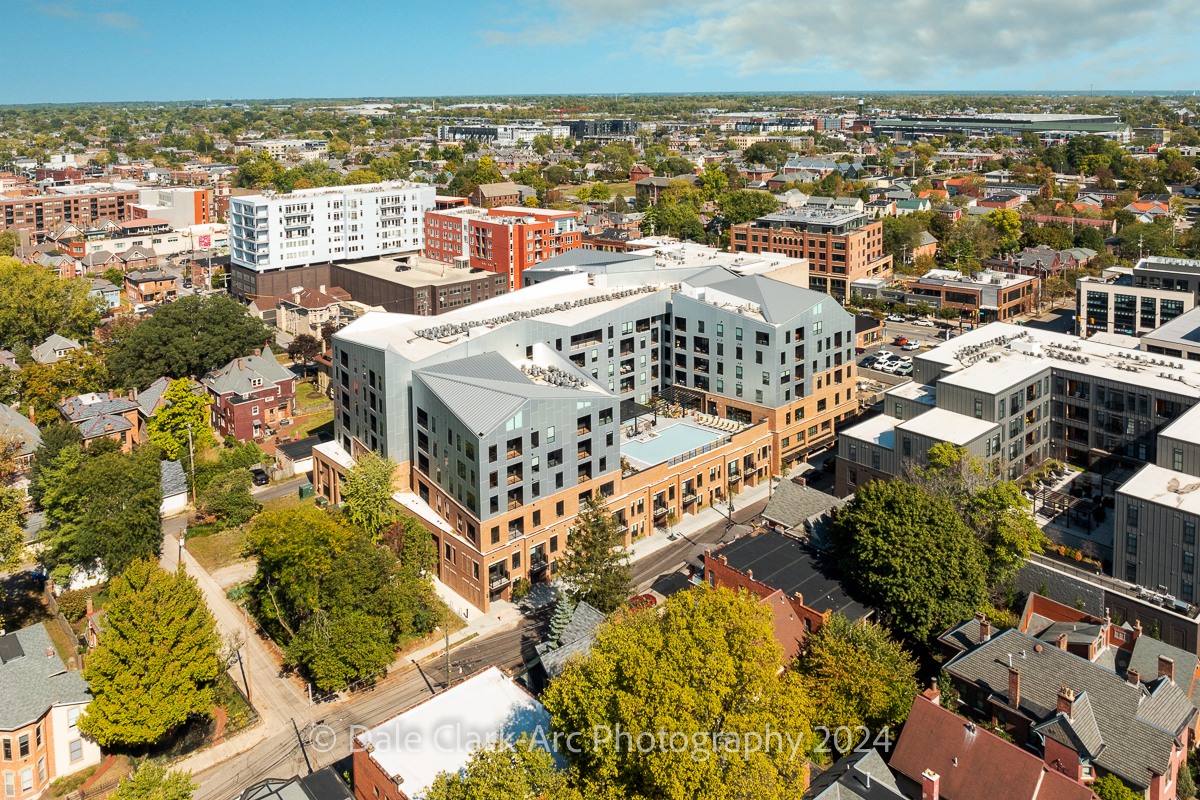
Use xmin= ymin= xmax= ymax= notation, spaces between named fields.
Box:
xmin=116 ymin=245 xmax=157 ymax=272
xmin=979 ymin=191 xmax=1023 ymax=210
xmin=57 ymin=392 xmax=140 ymax=452
xmin=628 ymin=164 xmax=654 ymax=184
xmin=468 ymin=182 xmax=521 ymax=208
xmin=124 ymin=269 xmax=177 ymax=304
xmin=202 ymin=347 xmax=295 ymax=442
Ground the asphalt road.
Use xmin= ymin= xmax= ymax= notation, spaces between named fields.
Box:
xmin=250 ymin=475 xmax=308 ymax=502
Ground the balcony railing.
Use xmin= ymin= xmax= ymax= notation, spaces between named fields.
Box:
xmin=489 ymin=573 xmax=511 ymax=591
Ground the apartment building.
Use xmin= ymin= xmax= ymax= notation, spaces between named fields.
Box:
xmin=0 ymin=184 xmax=139 ymax=239
xmin=730 ymin=207 xmax=892 ymax=302
xmin=436 ymin=124 xmax=568 ymax=143
xmin=229 ymin=181 xmax=434 ymax=297
xmin=836 ymin=322 xmax=1200 ymax=496
xmin=563 ymin=119 xmax=636 ymax=139
xmin=1079 ymin=257 xmax=1200 ymax=338
xmin=316 ymin=270 xmax=857 ymax=609
xmin=1142 ymin=306 xmax=1200 ymax=361
xmin=244 ymin=139 xmax=328 ymax=159
xmin=129 ymin=187 xmax=210 ymax=228
xmin=423 ymin=206 xmax=581 ymax=291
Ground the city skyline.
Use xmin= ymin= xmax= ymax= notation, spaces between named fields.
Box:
xmin=7 ymin=0 xmax=1198 ymax=104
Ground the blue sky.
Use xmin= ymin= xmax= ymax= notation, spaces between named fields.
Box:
xmin=8 ymin=0 xmax=1199 ymax=104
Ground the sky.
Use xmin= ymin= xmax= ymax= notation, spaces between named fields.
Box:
xmin=7 ymin=0 xmax=1200 ymax=104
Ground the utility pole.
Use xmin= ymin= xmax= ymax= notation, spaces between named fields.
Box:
xmin=186 ymin=423 xmax=196 ymax=505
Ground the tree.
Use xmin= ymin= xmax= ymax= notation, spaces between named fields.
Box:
xmin=612 ymin=193 xmax=629 ymax=213
xmin=426 ymin=738 xmax=576 ymax=800
xmin=0 ymin=231 xmax=17 ymax=257
xmin=0 ymin=258 xmax=104 ymax=349
xmin=287 ymin=333 xmax=322 ymax=367
xmin=0 ymin=486 xmax=25 ymax=625
xmin=1092 ymin=774 xmax=1141 ymax=800
xmin=716 ymin=190 xmax=780 ymax=225
xmin=28 ymin=420 xmax=81 ymax=506
xmin=319 ymin=320 xmax=338 ymax=349
xmin=986 ymin=208 xmax=1022 ymax=255
xmin=197 ymin=469 xmax=258 ymax=527
xmin=21 ymin=347 xmax=110 ymax=422
xmin=831 ymin=480 xmax=989 ymax=645
xmin=107 ymin=294 xmax=272 ymax=388
xmin=110 ymin=763 xmax=196 ymax=800
xmin=542 ymin=586 xmax=816 ymax=800
xmin=742 ymin=141 xmax=793 ymax=171
xmin=558 ymin=494 xmax=631 ymax=613
xmin=43 ymin=445 xmax=163 ymax=578
xmin=795 ymin=614 xmax=919 ymax=747
xmin=698 ymin=162 xmax=728 ymax=201
xmin=147 ymin=378 xmax=213 ymax=461
xmin=80 ymin=560 xmax=220 ymax=747
xmin=342 ymin=450 xmax=399 ymax=540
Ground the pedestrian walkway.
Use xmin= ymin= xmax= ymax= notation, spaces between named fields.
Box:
xmin=396 ymin=578 xmax=529 ymax=669
xmin=625 ymin=477 xmax=774 ymax=563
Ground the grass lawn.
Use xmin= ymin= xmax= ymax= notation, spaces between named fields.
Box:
xmin=187 ymin=527 xmax=248 ymax=573
xmin=262 ymin=492 xmax=303 ymax=513
xmin=294 ymin=379 xmax=330 ymax=414
xmin=42 ymin=620 xmax=78 ymax=666
xmin=293 ymin=409 xmax=333 ymax=438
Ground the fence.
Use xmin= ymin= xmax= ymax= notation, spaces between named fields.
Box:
xmin=66 ymin=760 xmax=136 ymax=800
xmin=42 ymin=583 xmax=85 ymax=670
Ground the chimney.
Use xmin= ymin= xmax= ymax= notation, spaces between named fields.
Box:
xmin=46 ymin=646 xmax=55 ymax=658
xmin=746 ymin=569 xmax=754 ymax=580
xmin=1008 ymin=667 xmax=1021 ymax=707
xmin=1057 ymin=686 xmax=1075 ymax=719
xmin=28 ymin=406 xmax=35 ymax=425
xmin=253 ymin=348 xmax=261 ymax=357
xmin=294 ymin=292 xmax=301 ymax=303
xmin=319 ymin=284 xmax=326 ymax=294
xmin=924 ymin=676 xmax=941 ymax=703
xmin=86 ymin=596 xmax=93 ymax=617
xmin=921 ymin=769 xmax=940 ymax=800
xmin=1159 ymin=655 xmax=1175 ymax=683
xmin=976 ymin=611 xmax=991 ymax=642
xmin=1056 ymin=632 xmax=1069 ymax=650
xmin=1127 ymin=668 xmax=1140 ymax=686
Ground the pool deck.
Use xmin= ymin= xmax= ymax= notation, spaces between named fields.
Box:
xmin=621 ymin=418 xmax=728 ymax=469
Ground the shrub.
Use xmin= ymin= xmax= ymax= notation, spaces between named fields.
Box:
xmin=57 ymin=588 xmax=94 ymax=622
xmin=511 ymin=577 xmax=532 ymax=600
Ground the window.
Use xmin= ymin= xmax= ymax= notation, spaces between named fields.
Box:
xmin=16 ymin=737 xmax=27 ymax=759
xmin=512 ymin=551 xmax=521 ymax=569
xmin=1 ymin=739 xmax=9 ymax=761
xmin=20 ymin=769 xmax=31 ymax=794
xmin=872 ymin=451 xmax=880 ymax=469
xmin=1187 ymin=521 xmax=1196 ymax=546
xmin=974 ymin=398 xmax=983 ymax=419
xmin=34 ymin=728 xmax=40 ymax=750
xmin=556 ymin=500 xmax=565 ymax=518
xmin=1176 ymin=449 xmax=1185 ymax=471
xmin=491 ymin=526 xmax=500 ymax=544
xmin=1127 ymin=533 xmax=1138 ymax=555
xmin=1185 ymin=551 xmax=1194 ymax=575
xmin=3 ymin=772 xmax=11 ymax=797
xmin=37 ymin=759 xmax=44 ymax=785
xmin=546 ymin=426 xmax=555 ymax=443
xmin=1127 ymin=504 xmax=1139 ymax=528
xmin=902 ymin=437 xmax=911 ymax=457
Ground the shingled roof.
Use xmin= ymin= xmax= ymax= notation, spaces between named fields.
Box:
xmin=202 ymin=347 xmax=292 ymax=397
xmin=0 ymin=625 xmax=91 ymax=730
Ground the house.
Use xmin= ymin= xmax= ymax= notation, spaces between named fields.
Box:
xmin=635 ymin=174 xmax=699 ymax=205
xmin=0 ymin=404 xmax=41 ymax=496
xmin=912 ymin=231 xmax=939 ymax=259
xmin=531 ymin=600 xmax=605 ymax=688
xmin=30 ymin=335 xmax=81 ymax=366
xmin=238 ymin=767 xmax=354 ymax=800
xmin=865 ymin=198 xmax=897 ymax=219
xmin=937 ymin=618 xmax=1196 ymax=798
xmin=116 ymin=245 xmax=157 ymax=272
xmin=890 ymin=694 xmax=1100 ymax=800
xmin=275 ymin=286 xmax=352 ymax=336
xmin=88 ymin=278 xmax=121 ymax=311
xmin=628 ymin=164 xmax=654 ymax=184
xmin=124 ymin=269 xmax=177 ymax=305
xmin=986 ymin=245 xmax=1095 ymax=278
xmin=895 ymin=198 xmax=931 ymax=216
xmin=353 ymin=667 xmax=555 ymax=800
xmin=133 ymin=376 xmax=205 ymax=443
xmin=760 ymin=478 xmax=846 ymax=543
xmin=160 ymin=460 xmax=188 ymax=515
xmin=979 ymin=191 xmax=1023 ymax=211
xmin=0 ymin=625 xmax=102 ymax=797
xmin=855 ymin=313 xmax=884 ymax=348
xmin=202 ymin=347 xmax=295 ymax=442
xmin=57 ymin=392 xmax=140 ymax=452
xmin=703 ymin=528 xmax=872 ymax=659
xmin=935 ymin=203 xmax=963 ymax=222
xmin=802 ymin=750 xmax=905 ymax=800
xmin=468 ymin=181 xmax=521 ymax=208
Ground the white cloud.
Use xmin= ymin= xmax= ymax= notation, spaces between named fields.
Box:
xmin=514 ymin=0 xmax=1198 ymax=86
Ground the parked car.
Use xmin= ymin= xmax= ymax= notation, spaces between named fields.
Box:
xmin=893 ymin=336 xmax=909 ymax=346
xmin=251 ymin=468 xmax=269 ymax=487
xmin=875 ymin=350 xmax=895 ymax=360
xmin=855 ymin=346 xmax=866 ymax=354
xmin=895 ymin=362 xmax=914 ymax=376
xmin=887 ymin=314 xmax=905 ymax=322
xmin=902 ymin=340 xmax=920 ymax=351
xmin=914 ymin=319 xmax=936 ymax=327
xmin=878 ymin=360 xmax=901 ymax=374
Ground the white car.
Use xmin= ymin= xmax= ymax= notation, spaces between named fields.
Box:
xmin=878 ymin=360 xmax=901 ymax=373
xmin=886 ymin=314 xmax=905 ymax=322
xmin=914 ymin=319 xmax=936 ymax=327
xmin=902 ymin=340 xmax=920 ymax=351
xmin=875 ymin=350 xmax=895 ymax=360
xmin=895 ymin=363 xmax=914 ymax=376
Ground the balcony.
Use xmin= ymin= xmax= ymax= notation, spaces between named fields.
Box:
xmin=489 ymin=572 xmax=511 ymax=591
xmin=507 ymin=467 xmax=523 ymax=485
xmin=577 ymin=448 xmax=591 ymax=461
xmin=654 ymin=506 xmax=668 ymax=518
xmin=530 ymin=555 xmax=549 ymax=573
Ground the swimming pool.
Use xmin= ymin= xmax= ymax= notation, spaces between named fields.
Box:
xmin=621 ymin=421 xmax=726 ymax=467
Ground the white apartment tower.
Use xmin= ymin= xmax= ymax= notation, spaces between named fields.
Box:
xmin=230 ymin=181 xmax=436 ymax=272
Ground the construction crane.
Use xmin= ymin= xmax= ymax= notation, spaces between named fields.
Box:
xmin=550 ymin=106 xmax=588 ymax=121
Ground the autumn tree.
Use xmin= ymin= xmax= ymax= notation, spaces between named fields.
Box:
xmin=80 ymin=560 xmax=220 ymax=747
xmin=558 ymin=494 xmax=631 ymax=613
xmin=542 ymin=586 xmax=816 ymax=800
xmin=985 ymin=208 xmax=1022 ymax=255
xmin=110 ymin=763 xmax=196 ymax=800
xmin=795 ymin=614 xmax=919 ymax=748
xmin=147 ymin=378 xmax=213 ymax=461
xmin=0 ymin=258 xmax=105 ymax=348
xmin=287 ymin=333 xmax=323 ymax=367
xmin=426 ymin=738 xmax=577 ymax=800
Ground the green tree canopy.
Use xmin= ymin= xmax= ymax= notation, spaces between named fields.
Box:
xmin=106 ymin=294 xmax=273 ymax=388
xmin=830 ymin=479 xmax=989 ymax=645
xmin=542 ymin=586 xmax=816 ymax=800
xmin=985 ymin=208 xmax=1022 ymax=254
xmin=795 ymin=614 xmax=919 ymax=747
xmin=342 ymin=450 xmax=399 ymax=541
xmin=80 ymin=560 xmax=220 ymax=747
xmin=110 ymin=763 xmax=196 ymax=800
xmin=426 ymin=738 xmax=577 ymax=800
xmin=716 ymin=190 xmax=780 ymax=225
xmin=147 ymin=378 xmax=213 ymax=461
xmin=558 ymin=494 xmax=631 ymax=613
xmin=0 ymin=258 xmax=104 ymax=349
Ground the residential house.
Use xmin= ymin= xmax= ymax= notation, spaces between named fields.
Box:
xmin=468 ymin=182 xmax=521 ymax=208
xmin=0 ymin=351 xmax=18 ymax=371
xmin=57 ymin=392 xmax=140 ymax=452
xmin=530 ymin=600 xmax=605 ymax=689
xmin=0 ymin=404 xmax=41 ymax=497
xmin=865 ymin=198 xmax=897 ymax=219
xmin=30 ymin=335 xmax=81 ymax=366
xmin=635 ymin=174 xmax=699 ymax=205
xmin=628 ymin=164 xmax=654 ymax=184
xmin=202 ymin=347 xmax=295 ymax=442
xmin=88 ymin=278 xmax=121 ymax=311
xmin=160 ymin=460 xmax=188 ymax=516
xmin=979 ymin=191 xmax=1024 ymax=211
xmin=760 ymin=478 xmax=846 ymax=543
xmin=703 ymin=528 xmax=872 ymax=659
xmin=890 ymin=693 xmax=1100 ymax=800
xmin=0 ymin=625 xmax=102 ymax=797
xmin=986 ymin=245 xmax=1096 ymax=279
xmin=895 ymin=198 xmax=931 ymax=216
xmin=936 ymin=618 xmax=1195 ymax=799
xmin=116 ymin=245 xmax=157 ymax=272
xmin=275 ymin=286 xmax=352 ymax=336
xmin=802 ymin=750 xmax=905 ymax=800
xmin=912 ymin=231 xmax=939 ymax=259
xmin=935 ymin=203 xmax=963 ymax=222
xmin=134 ymin=376 xmax=206 ymax=444
xmin=124 ymin=269 xmax=177 ymax=305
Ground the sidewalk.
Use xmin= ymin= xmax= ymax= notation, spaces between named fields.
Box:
xmin=395 ymin=578 xmax=531 ymax=668
xmin=625 ymin=477 xmax=774 ymax=563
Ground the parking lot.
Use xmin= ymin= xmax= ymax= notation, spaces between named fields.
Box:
xmin=857 ymin=314 xmax=964 ymax=379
